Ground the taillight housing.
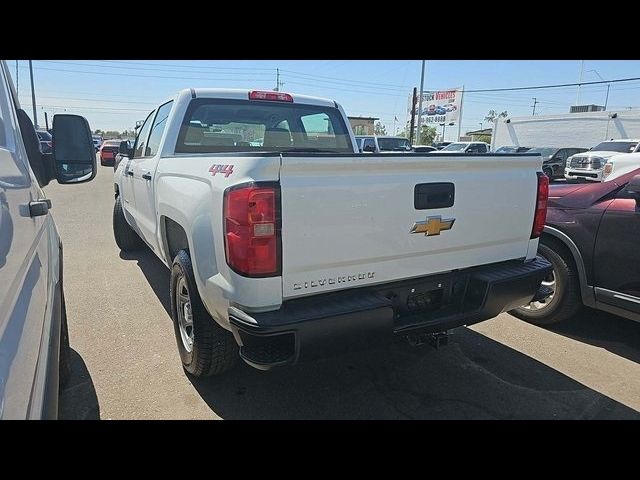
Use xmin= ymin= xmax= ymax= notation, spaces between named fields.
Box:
xmin=531 ymin=172 xmax=549 ymax=239
xmin=248 ymin=90 xmax=293 ymax=102
xmin=223 ymin=182 xmax=281 ymax=277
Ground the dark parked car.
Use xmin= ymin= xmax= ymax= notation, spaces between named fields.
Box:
xmin=36 ymin=130 xmax=52 ymax=154
xmin=495 ymin=145 xmax=532 ymax=153
xmin=99 ymin=139 xmax=122 ymax=166
xmin=511 ymin=167 xmax=640 ymax=325
xmin=527 ymin=147 xmax=588 ymax=180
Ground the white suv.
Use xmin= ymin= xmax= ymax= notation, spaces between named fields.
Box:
xmin=565 ymin=139 xmax=640 ymax=182
xmin=437 ymin=141 xmax=491 ymax=154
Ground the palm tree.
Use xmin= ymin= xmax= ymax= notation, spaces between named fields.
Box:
xmin=485 ymin=110 xmax=508 ymax=124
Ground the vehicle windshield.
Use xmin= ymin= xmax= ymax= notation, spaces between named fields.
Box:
xmin=527 ymin=147 xmax=557 ymax=156
xmin=103 ymin=140 xmax=121 ymax=146
xmin=176 ymin=98 xmax=353 ymax=153
xmin=377 ymin=137 xmax=411 ymax=151
xmin=495 ymin=146 xmax=519 ymax=153
xmin=591 ymin=141 xmax=638 ymax=153
xmin=37 ymin=131 xmax=52 ymax=141
xmin=441 ymin=143 xmax=467 ymax=151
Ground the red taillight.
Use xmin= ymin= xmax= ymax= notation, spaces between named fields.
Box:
xmin=531 ymin=172 xmax=549 ymax=239
xmin=224 ymin=183 xmax=280 ymax=277
xmin=248 ymin=90 xmax=293 ymax=102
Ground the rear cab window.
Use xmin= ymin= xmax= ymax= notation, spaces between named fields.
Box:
xmin=175 ymin=98 xmax=353 ymax=153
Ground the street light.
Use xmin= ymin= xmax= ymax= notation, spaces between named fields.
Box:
xmin=588 ymin=69 xmax=610 ymax=110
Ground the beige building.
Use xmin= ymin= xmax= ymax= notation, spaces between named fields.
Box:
xmin=348 ymin=116 xmax=379 ymax=135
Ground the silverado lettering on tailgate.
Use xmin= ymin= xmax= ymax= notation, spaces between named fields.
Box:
xmin=293 ymin=272 xmax=375 ymax=290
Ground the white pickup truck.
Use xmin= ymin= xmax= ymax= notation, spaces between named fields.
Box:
xmin=113 ymin=88 xmax=551 ymax=377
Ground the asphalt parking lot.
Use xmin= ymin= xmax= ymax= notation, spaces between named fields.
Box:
xmin=49 ymin=161 xmax=640 ymax=419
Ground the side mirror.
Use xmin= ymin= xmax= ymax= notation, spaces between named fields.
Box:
xmin=52 ymin=114 xmax=96 ymax=184
xmin=627 ymin=174 xmax=640 ymax=199
xmin=119 ymin=140 xmax=133 ymax=157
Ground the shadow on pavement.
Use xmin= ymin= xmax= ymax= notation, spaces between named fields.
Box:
xmin=120 ymin=248 xmax=171 ymax=316
xmin=549 ymin=308 xmax=640 ymax=365
xmin=59 ymin=349 xmax=100 ymax=420
xmin=187 ymin=327 xmax=640 ymax=420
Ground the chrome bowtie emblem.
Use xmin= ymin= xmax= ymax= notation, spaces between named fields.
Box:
xmin=410 ymin=215 xmax=455 ymax=236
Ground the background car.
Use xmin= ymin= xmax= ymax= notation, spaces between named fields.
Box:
xmin=92 ymin=134 xmax=103 ymax=152
xmin=565 ymin=140 xmax=640 ymax=183
xmin=412 ymin=145 xmax=437 ymax=153
xmin=434 ymin=106 xmax=447 ymax=115
xmin=36 ymin=130 xmax=53 ymax=154
xmin=495 ymin=145 xmax=532 ymax=153
xmin=99 ymin=139 xmax=122 ymax=166
xmin=438 ymin=141 xmax=491 ymax=154
xmin=355 ymin=135 xmax=412 ymax=153
xmin=433 ymin=141 xmax=451 ymax=150
xmin=443 ymin=103 xmax=457 ymax=112
xmin=511 ymin=167 xmax=640 ymax=325
xmin=525 ymin=147 xmax=588 ymax=180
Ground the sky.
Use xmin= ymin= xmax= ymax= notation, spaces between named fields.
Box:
xmin=7 ymin=60 xmax=640 ymax=141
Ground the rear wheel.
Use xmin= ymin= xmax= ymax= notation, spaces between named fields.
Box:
xmin=510 ymin=241 xmax=582 ymax=325
xmin=170 ymin=249 xmax=238 ymax=377
xmin=113 ymin=196 xmax=144 ymax=252
xmin=543 ymin=167 xmax=553 ymax=179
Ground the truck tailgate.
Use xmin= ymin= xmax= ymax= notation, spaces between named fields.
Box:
xmin=279 ymin=153 xmax=541 ymax=299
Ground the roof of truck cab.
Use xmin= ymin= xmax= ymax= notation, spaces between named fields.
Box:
xmin=181 ymin=88 xmax=337 ymax=108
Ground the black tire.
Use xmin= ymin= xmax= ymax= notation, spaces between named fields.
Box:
xmin=113 ymin=195 xmax=144 ymax=252
xmin=543 ymin=167 xmax=553 ymax=179
xmin=170 ymin=249 xmax=238 ymax=377
xmin=510 ymin=240 xmax=582 ymax=325
xmin=59 ymin=293 xmax=71 ymax=390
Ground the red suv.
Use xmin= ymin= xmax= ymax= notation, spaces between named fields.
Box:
xmin=512 ymin=168 xmax=640 ymax=325
xmin=99 ymin=139 xmax=121 ymax=166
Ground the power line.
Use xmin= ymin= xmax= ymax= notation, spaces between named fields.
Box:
xmin=38 ymin=60 xmax=274 ymax=76
xmin=20 ymin=65 xmax=274 ymax=82
xmin=95 ymin=60 xmax=275 ymax=71
xmin=280 ymin=69 xmax=409 ymax=89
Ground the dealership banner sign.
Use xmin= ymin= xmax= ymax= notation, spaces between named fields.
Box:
xmin=408 ymin=88 xmax=462 ymax=125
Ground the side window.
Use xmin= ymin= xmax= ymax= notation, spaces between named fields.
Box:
xmin=555 ymin=149 xmax=568 ymax=161
xmin=478 ymin=144 xmax=487 ymax=153
xmin=146 ymin=101 xmax=173 ymax=157
xmin=355 ymin=138 xmax=362 ymax=149
xmin=133 ymin=110 xmax=155 ymax=158
xmin=362 ymin=138 xmax=375 ymax=151
xmin=466 ymin=144 xmax=478 ymax=153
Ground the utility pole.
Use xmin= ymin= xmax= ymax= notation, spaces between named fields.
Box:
xmin=409 ymin=87 xmax=417 ymax=145
xmin=15 ymin=60 xmax=18 ymax=96
xmin=531 ymin=97 xmax=538 ymax=116
xmin=604 ymin=83 xmax=610 ymax=110
xmin=44 ymin=111 xmax=49 ymax=131
xmin=576 ymin=60 xmax=585 ymax=106
xmin=274 ymin=68 xmax=284 ymax=92
xmin=456 ymin=85 xmax=465 ymax=142
xmin=29 ymin=60 xmax=38 ymax=128
xmin=415 ymin=60 xmax=426 ymax=142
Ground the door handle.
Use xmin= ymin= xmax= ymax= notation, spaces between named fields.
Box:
xmin=126 ymin=170 xmax=134 ymax=176
xmin=142 ymin=173 xmax=152 ymax=180
xmin=29 ymin=199 xmax=51 ymax=217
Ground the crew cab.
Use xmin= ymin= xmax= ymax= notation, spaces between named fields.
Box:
xmin=112 ymin=88 xmax=551 ymax=376
xmin=564 ymin=139 xmax=640 ymax=182
xmin=512 ymin=168 xmax=640 ymax=325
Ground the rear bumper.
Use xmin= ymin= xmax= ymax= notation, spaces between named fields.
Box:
xmin=229 ymin=256 xmax=552 ymax=370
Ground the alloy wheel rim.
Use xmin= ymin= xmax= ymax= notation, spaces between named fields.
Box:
xmin=176 ymin=276 xmax=194 ymax=352
xmin=523 ymin=270 xmax=557 ymax=311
